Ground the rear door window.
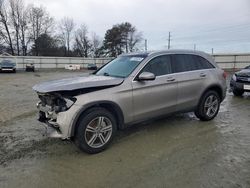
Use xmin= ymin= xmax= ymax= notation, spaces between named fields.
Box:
xmin=171 ymin=54 xmax=196 ymax=73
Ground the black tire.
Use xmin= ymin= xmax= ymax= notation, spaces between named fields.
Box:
xmin=195 ymin=90 xmax=220 ymax=121
xmin=74 ymin=107 xmax=117 ymax=154
xmin=232 ymin=88 xmax=244 ymax=96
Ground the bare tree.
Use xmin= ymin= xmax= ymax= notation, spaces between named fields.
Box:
xmin=27 ymin=4 xmax=54 ymax=55
xmin=128 ymin=30 xmax=142 ymax=52
xmin=59 ymin=17 xmax=75 ymax=56
xmin=91 ymin=32 xmax=102 ymax=57
xmin=0 ymin=0 xmax=14 ymax=55
xmin=74 ymin=24 xmax=91 ymax=57
xmin=19 ymin=6 xmax=28 ymax=55
xmin=120 ymin=22 xmax=142 ymax=53
xmin=9 ymin=0 xmax=24 ymax=55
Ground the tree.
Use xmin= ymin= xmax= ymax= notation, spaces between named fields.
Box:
xmin=27 ymin=5 xmax=54 ymax=55
xmin=127 ymin=27 xmax=143 ymax=52
xmin=19 ymin=2 xmax=29 ymax=55
xmin=59 ymin=17 xmax=75 ymax=56
xmin=74 ymin=24 xmax=91 ymax=57
xmin=31 ymin=33 xmax=63 ymax=56
xmin=9 ymin=0 xmax=27 ymax=56
xmin=103 ymin=22 xmax=143 ymax=57
xmin=0 ymin=0 xmax=14 ymax=55
xmin=90 ymin=32 xmax=103 ymax=57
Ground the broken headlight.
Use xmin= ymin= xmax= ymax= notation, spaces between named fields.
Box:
xmin=54 ymin=96 xmax=77 ymax=113
xmin=38 ymin=93 xmax=77 ymax=113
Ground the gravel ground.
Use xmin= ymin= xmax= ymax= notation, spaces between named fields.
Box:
xmin=0 ymin=70 xmax=250 ymax=188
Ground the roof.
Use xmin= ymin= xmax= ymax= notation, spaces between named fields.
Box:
xmin=121 ymin=49 xmax=210 ymax=57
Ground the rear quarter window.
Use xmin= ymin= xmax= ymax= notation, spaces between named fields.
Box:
xmin=171 ymin=54 xmax=214 ymax=73
xmin=195 ymin=56 xmax=215 ymax=69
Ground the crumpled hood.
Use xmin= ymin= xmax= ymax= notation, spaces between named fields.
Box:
xmin=236 ymin=69 xmax=250 ymax=77
xmin=33 ymin=75 xmax=124 ymax=93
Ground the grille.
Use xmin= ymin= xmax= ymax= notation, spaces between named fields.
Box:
xmin=237 ymin=76 xmax=250 ymax=83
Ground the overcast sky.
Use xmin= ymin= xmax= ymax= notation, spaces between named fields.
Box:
xmin=26 ymin=0 xmax=250 ymax=54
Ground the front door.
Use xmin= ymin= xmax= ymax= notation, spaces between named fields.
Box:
xmin=132 ymin=55 xmax=177 ymax=122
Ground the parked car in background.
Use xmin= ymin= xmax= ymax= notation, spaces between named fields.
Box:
xmin=33 ymin=50 xmax=227 ymax=154
xmin=87 ymin=63 xmax=97 ymax=70
xmin=25 ymin=63 xmax=35 ymax=72
xmin=230 ymin=65 xmax=250 ymax=96
xmin=65 ymin=64 xmax=81 ymax=70
xmin=0 ymin=60 xmax=16 ymax=73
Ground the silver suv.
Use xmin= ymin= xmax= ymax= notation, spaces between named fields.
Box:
xmin=33 ymin=50 xmax=227 ymax=153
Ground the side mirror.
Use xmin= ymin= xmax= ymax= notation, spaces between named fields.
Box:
xmin=138 ymin=72 xmax=156 ymax=81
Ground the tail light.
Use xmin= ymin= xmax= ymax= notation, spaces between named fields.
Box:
xmin=223 ymin=71 xmax=227 ymax=79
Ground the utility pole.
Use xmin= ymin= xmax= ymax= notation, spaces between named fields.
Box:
xmin=211 ymin=48 xmax=214 ymax=54
xmin=145 ymin=39 xmax=147 ymax=52
xmin=168 ymin=32 xmax=171 ymax=49
xmin=194 ymin=44 xmax=196 ymax=51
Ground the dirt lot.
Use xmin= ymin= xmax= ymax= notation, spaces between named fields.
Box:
xmin=0 ymin=70 xmax=250 ymax=188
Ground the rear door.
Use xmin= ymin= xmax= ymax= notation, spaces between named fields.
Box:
xmin=132 ymin=55 xmax=178 ymax=121
xmin=170 ymin=54 xmax=212 ymax=111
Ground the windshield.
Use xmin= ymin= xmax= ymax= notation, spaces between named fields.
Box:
xmin=244 ymin=65 xmax=250 ymax=69
xmin=95 ymin=55 xmax=147 ymax=78
xmin=1 ymin=60 xmax=15 ymax=66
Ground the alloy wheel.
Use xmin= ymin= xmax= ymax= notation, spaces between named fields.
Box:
xmin=84 ymin=116 xmax=113 ymax=148
xmin=204 ymin=95 xmax=219 ymax=118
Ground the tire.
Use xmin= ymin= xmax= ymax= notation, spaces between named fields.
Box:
xmin=74 ymin=107 xmax=117 ymax=154
xmin=195 ymin=90 xmax=220 ymax=121
xmin=232 ymin=89 xmax=244 ymax=96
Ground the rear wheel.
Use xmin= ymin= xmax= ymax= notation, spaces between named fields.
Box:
xmin=195 ymin=90 xmax=220 ymax=121
xmin=232 ymin=88 xmax=244 ymax=96
xmin=74 ymin=107 xmax=117 ymax=154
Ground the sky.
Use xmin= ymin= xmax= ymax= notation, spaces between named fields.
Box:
xmin=25 ymin=0 xmax=250 ymax=54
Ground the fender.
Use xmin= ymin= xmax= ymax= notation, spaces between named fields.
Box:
xmin=69 ymin=100 xmax=125 ymax=137
xmin=198 ymin=84 xmax=224 ymax=105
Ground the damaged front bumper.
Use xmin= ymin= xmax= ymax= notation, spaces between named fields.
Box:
xmin=37 ymin=103 xmax=63 ymax=138
xmin=36 ymin=101 xmax=80 ymax=139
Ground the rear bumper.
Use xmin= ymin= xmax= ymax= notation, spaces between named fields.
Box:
xmin=0 ymin=68 xmax=15 ymax=72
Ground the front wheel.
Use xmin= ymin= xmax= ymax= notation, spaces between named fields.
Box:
xmin=195 ymin=90 xmax=220 ymax=121
xmin=74 ymin=107 xmax=117 ymax=154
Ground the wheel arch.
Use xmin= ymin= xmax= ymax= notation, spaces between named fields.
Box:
xmin=70 ymin=101 xmax=124 ymax=137
xmin=199 ymin=84 xmax=223 ymax=103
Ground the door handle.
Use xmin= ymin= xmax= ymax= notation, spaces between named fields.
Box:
xmin=200 ymin=73 xmax=206 ymax=77
xmin=166 ymin=77 xmax=175 ymax=82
